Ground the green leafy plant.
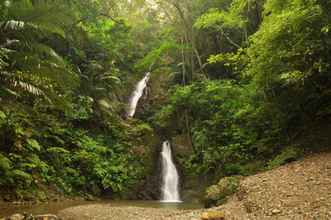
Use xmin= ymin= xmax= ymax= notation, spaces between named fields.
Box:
xmin=268 ymin=146 xmax=303 ymax=169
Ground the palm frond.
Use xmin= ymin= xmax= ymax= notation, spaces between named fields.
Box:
xmin=11 ymin=48 xmax=79 ymax=91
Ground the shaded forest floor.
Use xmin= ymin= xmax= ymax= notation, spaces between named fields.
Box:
xmin=59 ymin=152 xmax=331 ymax=220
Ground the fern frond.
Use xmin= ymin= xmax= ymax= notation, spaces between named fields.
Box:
xmin=0 ymin=71 xmax=45 ymax=98
xmin=0 ymin=20 xmax=25 ymax=31
xmin=0 ymin=0 xmax=79 ymax=109
xmin=8 ymin=43 xmax=79 ymax=91
xmin=5 ymin=1 xmax=75 ymax=37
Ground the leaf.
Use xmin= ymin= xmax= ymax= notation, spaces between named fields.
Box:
xmin=26 ymin=138 xmax=41 ymax=151
xmin=0 ymin=154 xmax=12 ymax=171
xmin=11 ymin=169 xmax=33 ymax=184
xmin=47 ymin=147 xmax=69 ymax=154
xmin=0 ymin=20 xmax=25 ymax=30
xmin=100 ymin=75 xmax=121 ymax=84
xmin=0 ymin=111 xmax=6 ymax=120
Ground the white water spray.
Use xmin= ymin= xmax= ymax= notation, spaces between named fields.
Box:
xmin=127 ymin=72 xmax=151 ymax=118
xmin=160 ymin=141 xmax=181 ymax=203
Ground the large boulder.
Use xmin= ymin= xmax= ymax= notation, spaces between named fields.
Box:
xmin=204 ymin=176 xmax=240 ymax=207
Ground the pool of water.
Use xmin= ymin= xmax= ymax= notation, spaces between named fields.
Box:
xmin=0 ymin=200 xmax=203 ymax=217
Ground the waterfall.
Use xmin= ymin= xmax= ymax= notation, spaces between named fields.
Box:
xmin=127 ymin=72 xmax=151 ymax=118
xmin=160 ymin=141 xmax=181 ymax=203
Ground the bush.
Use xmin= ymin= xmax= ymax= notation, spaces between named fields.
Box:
xmin=267 ymin=146 xmax=303 ymax=169
xmin=0 ymin=106 xmax=145 ymax=201
xmin=204 ymin=176 xmax=240 ymax=207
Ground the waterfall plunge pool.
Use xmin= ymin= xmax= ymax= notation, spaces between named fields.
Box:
xmin=0 ymin=200 xmax=203 ymax=217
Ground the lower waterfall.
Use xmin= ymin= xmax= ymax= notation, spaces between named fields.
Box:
xmin=160 ymin=141 xmax=181 ymax=203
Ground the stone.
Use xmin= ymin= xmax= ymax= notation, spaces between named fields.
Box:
xmin=271 ymin=209 xmax=281 ymax=215
xmin=34 ymin=214 xmax=59 ymax=220
xmin=8 ymin=214 xmax=24 ymax=220
xmin=201 ymin=210 xmax=225 ymax=220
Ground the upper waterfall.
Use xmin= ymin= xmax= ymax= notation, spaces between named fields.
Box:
xmin=160 ymin=141 xmax=181 ymax=203
xmin=127 ymin=72 xmax=151 ymax=118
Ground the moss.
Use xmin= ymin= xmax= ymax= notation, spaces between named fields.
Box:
xmin=204 ymin=176 xmax=240 ymax=207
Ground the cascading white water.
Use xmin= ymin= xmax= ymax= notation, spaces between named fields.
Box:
xmin=160 ymin=141 xmax=181 ymax=203
xmin=127 ymin=72 xmax=151 ymax=118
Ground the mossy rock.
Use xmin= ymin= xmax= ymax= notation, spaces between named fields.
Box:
xmin=204 ymin=176 xmax=240 ymax=207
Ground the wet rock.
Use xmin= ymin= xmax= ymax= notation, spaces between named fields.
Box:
xmin=201 ymin=210 xmax=225 ymax=220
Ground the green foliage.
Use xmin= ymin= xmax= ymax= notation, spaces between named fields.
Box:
xmin=65 ymin=96 xmax=94 ymax=120
xmin=0 ymin=107 xmax=144 ymax=199
xmin=135 ymin=41 xmax=180 ymax=71
xmin=0 ymin=153 xmax=11 ymax=172
xmin=132 ymin=123 xmax=154 ymax=134
xmin=0 ymin=0 xmax=152 ymax=198
xmin=195 ymin=8 xmax=245 ymax=30
xmin=0 ymin=1 xmax=79 ymax=105
xmin=1 ymin=0 xmax=331 ymax=203
xmin=155 ymin=80 xmax=264 ymax=175
xmin=26 ymin=139 xmax=41 ymax=152
xmin=242 ymin=0 xmax=331 ymax=140
xmin=152 ymin=0 xmax=331 ymax=184
xmin=267 ymin=146 xmax=303 ymax=169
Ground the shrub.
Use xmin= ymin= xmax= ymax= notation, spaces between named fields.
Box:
xmin=267 ymin=146 xmax=303 ymax=169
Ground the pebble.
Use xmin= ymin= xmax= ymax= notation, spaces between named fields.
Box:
xmin=271 ymin=209 xmax=281 ymax=215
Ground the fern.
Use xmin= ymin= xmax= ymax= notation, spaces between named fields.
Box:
xmin=0 ymin=20 xmax=25 ymax=30
xmin=0 ymin=71 xmax=47 ymax=98
xmin=0 ymin=153 xmax=12 ymax=171
xmin=4 ymin=1 xmax=75 ymax=37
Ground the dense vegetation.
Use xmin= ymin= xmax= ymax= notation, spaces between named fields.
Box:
xmin=0 ymin=0 xmax=156 ymax=200
xmin=0 ymin=0 xmax=330 ymax=201
xmin=151 ymin=0 xmax=331 ymax=179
